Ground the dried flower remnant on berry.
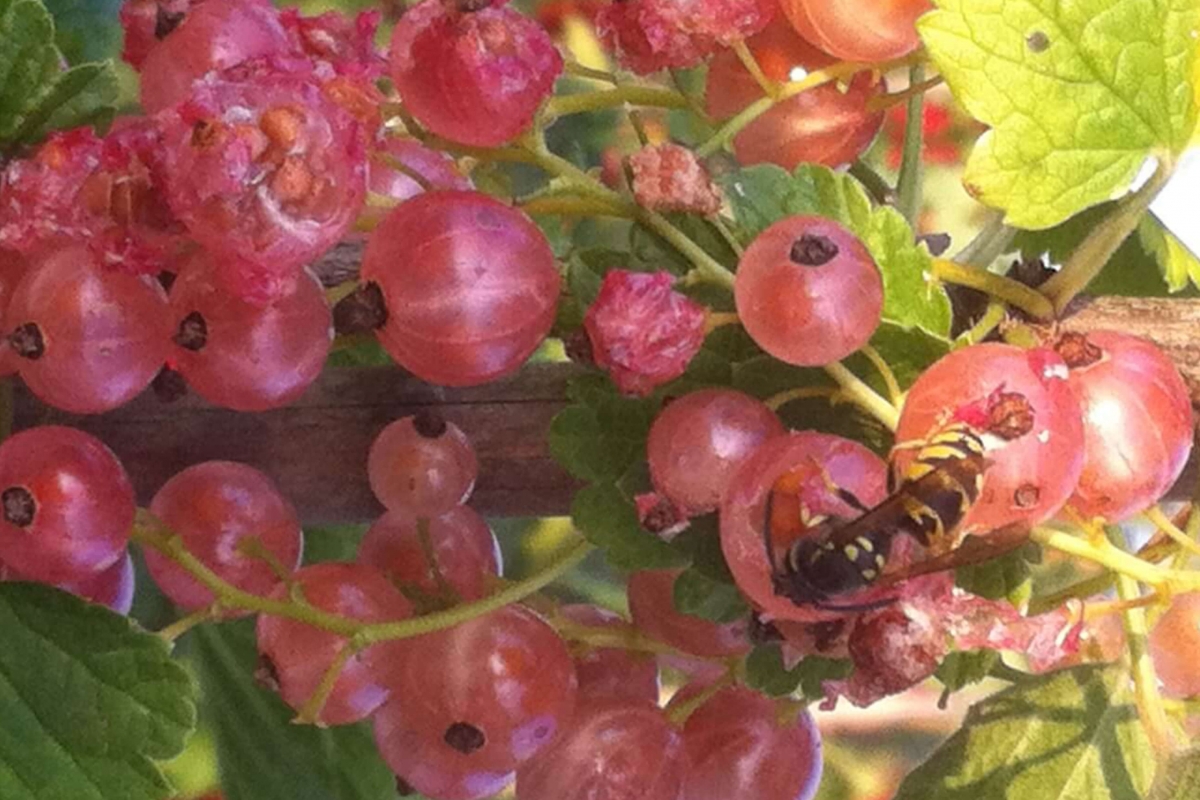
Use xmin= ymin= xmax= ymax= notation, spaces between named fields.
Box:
xmin=635 ymin=491 xmax=691 ymax=540
xmin=629 ymin=143 xmax=722 ymax=215
xmin=584 ymin=270 xmax=707 ymax=396
xmin=279 ymin=8 xmax=386 ymax=79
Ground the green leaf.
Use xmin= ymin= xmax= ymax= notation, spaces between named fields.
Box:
xmin=936 ymin=650 xmax=1000 ymax=693
xmin=571 ymin=483 xmax=685 ymax=570
xmin=1138 ymin=214 xmax=1200 ymax=292
xmin=12 ymin=59 xmax=118 ymax=143
xmin=919 ymin=0 xmax=1200 ymax=229
xmin=894 ymin=665 xmax=1155 ymax=800
xmin=41 ymin=0 xmax=122 ymax=64
xmin=1147 ymin=747 xmax=1200 ymax=800
xmin=718 ymin=164 xmax=952 ymax=337
xmin=796 ymin=656 xmax=854 ymax=702
xmin=549 ymin=377 xmax=659 ymax=483
xmin=190 ymin=620 xmax=401 ymax=800
xmin=671 ymin=514 xmax=735 ymax=583
xmin=0 ymin=583 xmax=197 ymax=800
xmin=955 ymin=544 xmax=1036 ymax=601
xmin=744 ymin=643 xmax=804 ymax=696
xmin=672 ymin=567 xmax=748 ymax=623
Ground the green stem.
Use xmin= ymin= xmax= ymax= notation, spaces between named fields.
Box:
xmin=416 ymin=516 xmax=461 ymax=606
xmin=546 ymin=85 xmax=692 ymax=118
xmin=953 ymin=210 xmax=1015 ymax=268
xmin=563 ymin=61 xmax=618 ymax=84
xmin=1029 ymin=527 xmax=1198 ymax=589
xmin=1041 ymin=163 xmax=1174 ymax=314
xmin=158 ymin=605 xmax=218 ymax=643
xmin=848 ymin=161 xmax=895 ymax=206
xmin=519 ymin=194 xmax=635 ymax=218
xmin=371 ymin=152 xmax=433 ymax=192
xmin=895 ymin=64 xmax=926 ymax=228
xmin=666 ymin=671 xmax=738 ymax=726
xmin=1116 ymin=573 xmax=1176 ymax=756
xmin=954 ymin=302 xmax=1007 ymax=348
xmin=640 ymin=209 xmax=736 ymax=290
xmin=823 ymin=361 xmax=899 ymax=431
xmin=1144 ymin=506 xmax=1200 ymax=559
xmin=553 ymin=621 xmax=686 ymax=657
xmin=732 ymin=41 xmax=778 ymax=97
xmin=859 ymin=344 xmax=902 ymax=405
xmin=932 ymin=258 xmax=1054 ymax=320
xmin=295 ymin=643 xmax=357 ymax=725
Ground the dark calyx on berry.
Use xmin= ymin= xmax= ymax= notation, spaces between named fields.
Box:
xmin=152 ymin=366 xmax=189 ymax=403
xmin=561 ymin=329 xmax=594 ymax=365
xmin=789 ymin=234 xmax=839 ymax=267
xmin=444 ymin=722 xmax=486 ymax=754
xmin=640 ymin=496 xmax=684 ymax=534
xmin=254 ymin=654 xmax=282 ymax=692
xmin=155 ymin=6 xmax=186 ymax=39
xmin=333 ymin=282 xmax=388 ymax=335
xmin=413 ymin=410 xmax=449 ymax=439
xmin=1013 ymin=483 xmax=1040 ymax=508
xmin=1054 ymin=331 xmax=1103 ymax=369
xmin=395 ymin=777 xmax=418 ymax=797
xmin=191 ymin=119 xmax=220 ymax=148
xmin=1 ymin=487 xmax=36 ymax=528
xmin=986 ymin=391 xmax=1035 ymax=440
xmin=9 ymin=323 xmax=45 ymax=360
xmin=173 ymin=311 xmax=209 ymax=351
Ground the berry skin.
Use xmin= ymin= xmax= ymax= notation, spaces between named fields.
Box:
xmin=360 ymin=137 xmax=472 ymax=230
xmin=1148 ymin=591 xmax=1200 ymax=698
xmin=361 ymin=191 xmax=561 ymax=387
xmin=557 ymin=604 xmax=660 ymax=706
xmin=583 ymin=270 xmax=707 ymax=396
xmin=628 ymin=143 xmax=723 ymax=216
xmin=7 ymin=243 xmax=172 ymax=414
xmin=389 ymin=0 xmax=563 ymax=148
xmin=680 ymin=685 xmax=823 ymax=800
xmin=120 ymin=0 xmax=194 ymax=69
xmin=358 ymin=506 xmax=500 ymax=603
xmin=168 ymin=254 xmax=332 ymax=411
xmin=2 ymin=552 xmax=137 ymax=616
xmin=834 ymin=602 xmax=946 ymax=708
xmin=515 ymin=701 xmax=687 ymax=800
xmin=628 ymin=568 xmax=750 ymax=657
xmin=706 ymin=19 xmax=886 ymax=169
xmin=893 ymin=344 xmax=1086 ymax=535
xmin=156 ymin=74 xmax=366 ymax=301
xmin=735 ymin=215 xmax=883 ymax=367
xmin=647 ymin=388 xmax=784 ymax=515
xmin=0 ymin=426 xmax=135 ymax=584
xmin=256 ymin=562 xmax=414 ymax=725
xmin=143 ymin=461 xmax=303 ymax=612
xmin=373 ymin=606 xmax=578 ymax=800
xmin=0 ymin=249 xmax=27 ymax=377
xmin=719 ymin=430 xmax=889 ymax=623
xmin=367 ymin=414 xmax=479 ymax=517
xmin=781 ymin=0 xmax=932 ymax=62
xmin=1056 ymin=331 xmax=1193 ymax=522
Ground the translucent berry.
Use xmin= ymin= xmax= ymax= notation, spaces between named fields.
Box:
xmin=681 ymin=685 xmax=823 ymax=800
xmin=781 ymin=0 xmax=932 ymax=62
xmin=0 ymin=249 xmax=28 ymax=377
xmin=156 ymin=74 xmax=366 ymax=299
xmin=647 ymin=388 xmax=783 ymax=515
xmin=374 ymin=606 xmax=577 ymax=800
xmin=138 ymin=0 xmax=293 ymax=114
xmin=168 ymin=253 xmax=332 ymax=411
xmin=120 ymin=0 xmax=194 ymax=68
xmin=558 ymin=604 xmax=660 ymax=705
xmin=894 ymin=343 xmax=1085 ymax=534
xmin=706 ymin=19 xmax=886 ymax=169
xmin=367 ymin=414 xmax=478 ymax=516
xmin=7 ymin=243 xmax=172 ymax=414
xmin=628 ymin=568 xmax=750 ymax=657
xmin=0 ymin=426 xmax=135 ymax=583
xmin=361 ymin=137 xmax=472 ymax=230
xmin=388 ymin=0 xmax=563 ymax=147
xmin=2 ymin=551 xmax=137 ymax=615
xmin=1148 ymin=591 xmax=1200 ymax=698
xmin=719 ymin=431 xmax=889 ymax=623
xmin=596 ymin=0 xmax=776 ymax=74
xmin=736 ymin=215 xmax=883 ymax=366
xmin=358 ymin=507 xmax=500 ymax=603
xmin=1056 ymin=331 xmax=1193 ymax=521
xmin=0 ymin=128 xmax=103 ymax=255
xmin=515 ymin=702 xmax=686 ymax=800
xmin=361 ymin=191 xmax=561 ymax=387
xmin=256 ymin=562 xmax=414 ymax=725
xmin=584 ymin=269 xmax=707 ymax=396
xmin=628 ymin=143 xmax=722 ymax=216
xmin=144 ymin=461 xmax=302 ymax=612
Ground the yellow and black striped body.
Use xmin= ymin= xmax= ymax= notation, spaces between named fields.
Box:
xmin=767 ymin=423 xmax=987 ymax=610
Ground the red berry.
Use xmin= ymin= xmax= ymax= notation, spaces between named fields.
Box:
xmin=374 ymin=606 xmax=578 ymax=800
xmin=144 ymin=461 xmax=302 ymax=612
xmin=389 ymin=0 xmax=563 ymax=148
xmin=362 ymin=191 xmax=561 ymax=387
xmin=647 ymin=388 xmax=784 ymax=515
xmin=558 ymin=604 xmax=660 ymax=705
xmin=2 ymin=551 xmax=137 ymax=615
xmin=681 ymin=685 xmax=823 ymax=800
xmin=515 ymin=701 xmax=687 ymax=800
xmin=1057 ymin=331 xmax=1193 ymax=521
xmin=719 ymin=431 xmax=889 ymax=623
xmin=7 ymin=243 xmax=172 ymax=414
xmin=706 ymin=19 xmax=886 ymax=169
xmin=358 ymin=507 xmax=500 ymax=602
xmin=834 ymin=602 xmax=945 ymax=708
xmin=367 ymin=414 xmax=479 ymax=516
xmin=894 ymin=343 xmax=1086 ymax=534
xmin=628 ymin=568 xmax=750 ymax=657
xmin=781 ymin=0 xmax=932 ymax=62
xmin=628 ymin=143 xmax=723 ymax=216
xmin=584 ymin=270 xmax=707 ymax=396
xmin=168 ymin=254 xmax=332 ymax=411
xmin=256 ymin=562 xmax=414 ymax=725
xmin=0 ymin=249 xmax=28 ymax=377
xmin=361 ymin=137 xmax=473 ymax=230
xmin=120 ymin=0 xmax=194 ymax=69
xmin=736 ymin=216 xmax=883 ymax=367
xmin=278 ymin=7 xmax=386 ymax=79
xmin=1149 ymin=591 xmax=1200 ymax=698
xmin=0 ymin=427 xmax=135 ymax=583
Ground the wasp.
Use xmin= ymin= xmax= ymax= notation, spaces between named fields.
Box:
xmin=764 ymin=422 xmax=993 ymax=611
